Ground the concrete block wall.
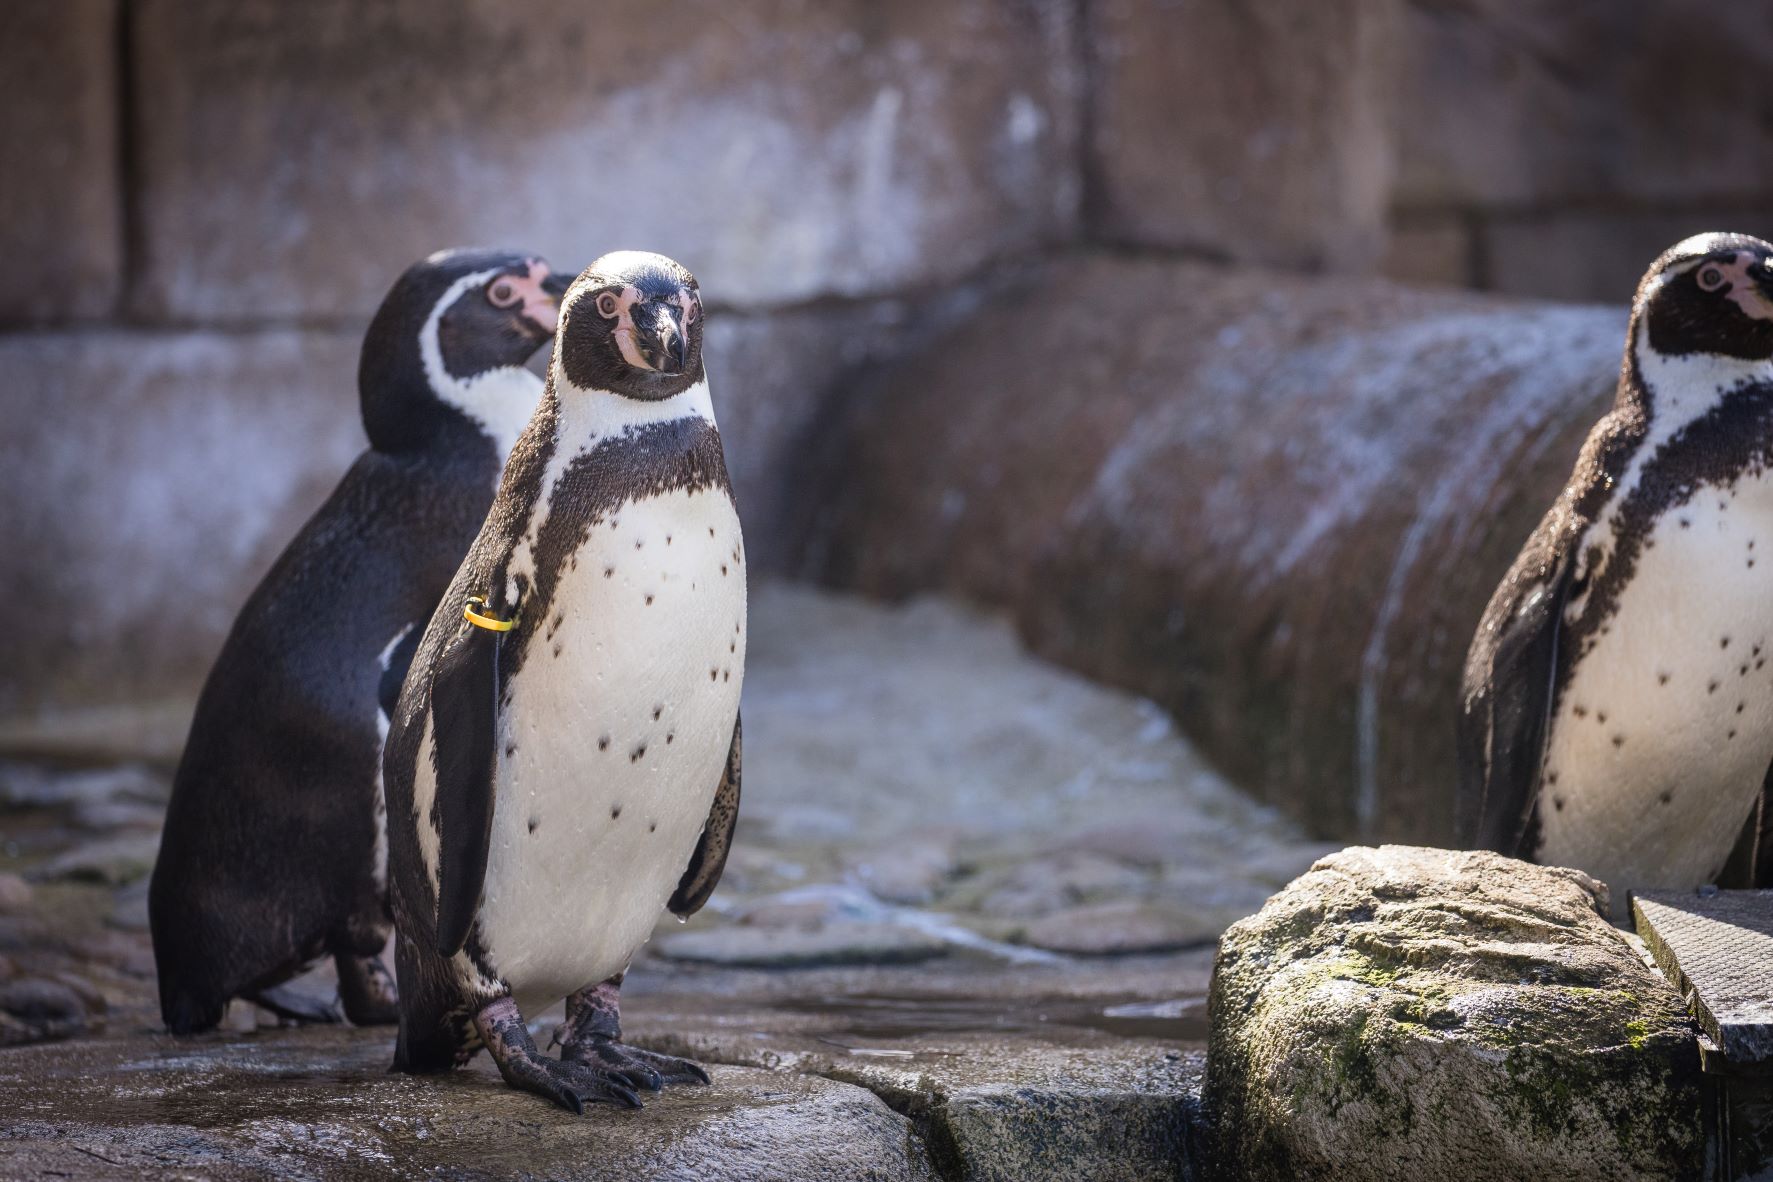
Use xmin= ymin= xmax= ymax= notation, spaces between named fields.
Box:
xmin=1382 ymin=0 xmax=1773 ymax=300
xmin=4 ymin=0 xmax=1772 ymax=741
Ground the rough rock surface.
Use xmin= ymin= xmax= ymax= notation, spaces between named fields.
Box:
xmin=1382 ymin=2 xmax=1773 ymax=300
xmin=830 ymin=1043 xmax=1200 ymax=1182
xmin=806 ymin=255 xmax=1624 ymax=843
xmin=1088 ymin=0 xmax=1396 ymax=271
xmin=130 ymin=0 xmax=1079 ymax=321
xmin=706 ymin=296 xmax=956 ymax=571
xmin=1204 ymin=845 xmax=1703 ymax=1182
xmin=1392 ymin=1 xmax=1773 ymax=211
xmin=0 ymin=0 xmax=120 ymax=323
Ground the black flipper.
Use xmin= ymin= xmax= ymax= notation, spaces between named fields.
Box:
xmin=1457 ymin=530 xmax=1579 ymax=857
xmin=431 ymin=621 xmax=503 ymax=957
xmin=668 ymin=714 xmax=741 ymax=918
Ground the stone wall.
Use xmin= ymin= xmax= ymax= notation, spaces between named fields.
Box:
xmin=5 ymin=0 xmax=1773 ymax=737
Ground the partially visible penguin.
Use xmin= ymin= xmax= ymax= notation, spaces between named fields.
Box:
xmin=383 ymin=251 xmax=742 ymax=1112
xmin=1460 ymin=232 xmax=1773 ymax=904
xmin=150 ymin=250 xmax=569 ymax=1033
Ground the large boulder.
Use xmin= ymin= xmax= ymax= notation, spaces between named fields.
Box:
xmin=1204 ymin=845 xmax=1703 ymax=1182
xmin=804 ymin=255 xmax=1623 ymax=844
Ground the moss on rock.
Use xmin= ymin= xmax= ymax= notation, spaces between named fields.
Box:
xmin=1203 ymin=845 xmax=1703 ymax=1181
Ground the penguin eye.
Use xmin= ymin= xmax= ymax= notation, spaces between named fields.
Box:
xmin=683 ymin=296 xmax=700 ymax=325
xmin=595 ymin=292 xmax=621 ymax=319
xmin=487 ymin=280 xmax=519 ymax=307
xmin=1698 ymin=266 xmax=1727 ymax=292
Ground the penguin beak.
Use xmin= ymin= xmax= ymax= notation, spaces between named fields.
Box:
xmin=631 ymin=302 xmax=690 ymax=376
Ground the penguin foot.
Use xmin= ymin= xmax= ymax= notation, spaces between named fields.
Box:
xmin=246 ymin=983 xmax=344 ymax=1026
xmin=554 ymin=976 xmax=710 ymax=1089
xmin=499 ymin=1049 xmax=648 ymax=1114
xmin=475 ymin=995 xmax=647 ymax=1114
xmin=560 ymin=1037 xmax=712 ymax=1090
xmin=335 ymin=953 xmax=400 ymax=1026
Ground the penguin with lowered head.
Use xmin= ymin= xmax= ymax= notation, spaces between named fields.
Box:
xmin=150 ymin=250 xmax=567 ymax=1033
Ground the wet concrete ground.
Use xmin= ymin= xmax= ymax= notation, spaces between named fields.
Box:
xmin=0 ymin=585 xmax=1326 ymax=1178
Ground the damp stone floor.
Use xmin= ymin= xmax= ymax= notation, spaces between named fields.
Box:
xmin=0 ymin=582 xmax=1331 ymax=1180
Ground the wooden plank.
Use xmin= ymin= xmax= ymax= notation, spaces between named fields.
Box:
xmin=1634 ymin=890 xmax=1773 ymax=1066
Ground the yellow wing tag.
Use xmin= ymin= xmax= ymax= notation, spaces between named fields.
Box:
xmin=463 ymin=595 xmax=518 ymax=633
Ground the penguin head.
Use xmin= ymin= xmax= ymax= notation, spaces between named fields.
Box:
xmin=554 ymin=251 xmax=704 ymax=402
xmin=359 ymin=249 xmax=570 ymax=454
xmin=1635 ymin=232 xmax=1773 ymax=363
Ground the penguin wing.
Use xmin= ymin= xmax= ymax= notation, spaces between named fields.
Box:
xmin=1456 ymin=513 xmax=1580 ymax=857
xmin=669 ymin=713 xmax=741 ymax=918
xmin=429 ymin=621 xmax=504 ymax=957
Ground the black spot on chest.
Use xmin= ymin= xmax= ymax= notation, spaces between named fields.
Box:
xmin=503 ymin=416 xmax=732 ymax=679
xmin=1569 ymin=380 xmax=1773 ymax=665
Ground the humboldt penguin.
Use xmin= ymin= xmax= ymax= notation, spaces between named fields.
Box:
xmin=150 ymin=250 xmax=568 ymax=1033
xmin=1459 ymin=232 xmax=1773 ymax=903
xmin=383 ymin=250 xmax=742 ymax=1112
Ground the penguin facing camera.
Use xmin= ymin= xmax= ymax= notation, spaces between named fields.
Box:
xmin=383 ymin=250 xmax=743 ymax=1112
xmin=149 ymin=250 xmax=569 ymax=1033
xmin=1460 ymin=232 xmax=1773 ymax=904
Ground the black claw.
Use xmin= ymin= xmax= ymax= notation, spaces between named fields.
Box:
xmin=560 ymin=1037 xmax=711 ymax=1089
xmin=603 ymin=1081 xmax=644 ymax=1110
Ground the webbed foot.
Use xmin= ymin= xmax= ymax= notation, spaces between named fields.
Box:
xmin=336 ymin=952 xmax=400 ymax=1026
xmin=556 ymin=974 xmax=712 ymax=1090
xmin=560 ymin=1037 xmax=711 ymax=1089
xmin=475 ymin=996 xmax=647 ymax=1113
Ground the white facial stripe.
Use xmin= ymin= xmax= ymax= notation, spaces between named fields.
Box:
xmin=418 ymin=267 xmax=544 ymax=461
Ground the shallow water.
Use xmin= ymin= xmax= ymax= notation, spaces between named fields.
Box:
xmin=776 ymin=990 xmax=1210 ymax=1048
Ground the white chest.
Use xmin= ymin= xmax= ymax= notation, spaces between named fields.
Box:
xmin=1538 ymin=469 xmax=1773 ymax=892
xmin=477 ymin=487 xmax=746 ymax=1010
